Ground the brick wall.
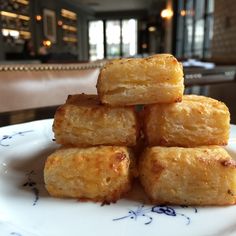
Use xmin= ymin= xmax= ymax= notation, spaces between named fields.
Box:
xmin=211 ymin=0 xmax=236 ymax=64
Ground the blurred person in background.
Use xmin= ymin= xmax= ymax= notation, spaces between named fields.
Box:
xmin=22 ymin=39 xmax=35 ymax=59
xmin=38 ymin=40 xmax=51 ymax=63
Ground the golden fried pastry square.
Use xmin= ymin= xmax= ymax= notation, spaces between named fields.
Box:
xmin=139 ymin=146 xmax=236 ymax=205
xmin=97 ymin=54 xmax=184 ymax=106
xmin=53 ymin=94 xmax=139 ymax=147
xmin=143 ymin=95 xmax=230 ymax=147
xmin=44 ymin=146 xmax=136 ymax=202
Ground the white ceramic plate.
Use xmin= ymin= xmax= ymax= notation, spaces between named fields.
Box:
xmin=0 ymin=119 xmax=236 ymax=236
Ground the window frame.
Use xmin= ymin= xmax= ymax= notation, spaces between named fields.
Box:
xmin=175 ymin=0 xmax=214 ymax=59
xmin=88 ymin=18 xmax=138 ymax=60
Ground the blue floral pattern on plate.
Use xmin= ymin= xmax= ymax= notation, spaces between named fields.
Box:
xmin=10 ymin=232 xmax=22 ymax=236
xmin=0 ymin=130 xmax=33 ymax=147
xmin=22 ymin=171 xmax=39 ymax=206
xmin=113 ymin=204 xmax=197 ymax=225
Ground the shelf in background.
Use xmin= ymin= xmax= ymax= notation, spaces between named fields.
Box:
xmin=60 ymin=8 xmax=78 ymax=46
xmin=0 ymin=0 xmax=30 ymax=43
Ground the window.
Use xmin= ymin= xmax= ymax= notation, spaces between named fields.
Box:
xmin=88 ymin=21 xmax=104 ymax=61
xmin=121 ymin=19 xmax=137 ymax=57
xmin=176 ymin=0 xmax=185 ymax=57
xmin=193 ymin=1 xmax=205 ymax=58
xmin=106 ymin=20 xmax=121 ymax=58
xmin=88 ymin=19 xmax=137 ymax=60
xmin=184 ymin=0 xmax=194 ymax=57
xmin=176 ymin=0 xmax=214 ymax=59
xmin=204 ymin=0 xmax=214 ymax=58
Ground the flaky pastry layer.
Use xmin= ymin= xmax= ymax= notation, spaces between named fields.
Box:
xmin=97 ymin=54 xmax=184 ymax=105
xmin=143 ymin=95 xmax=230 ymax=147
xmin=44 ymin=146 xmax=136 ymax=202
xmin=53 ymin=94 xmax=139 ymax=147
xmin=139 ymin=146 xmax=236 ymax=205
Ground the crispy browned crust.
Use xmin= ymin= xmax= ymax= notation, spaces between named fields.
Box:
xmin=143 ymin=95 xmax=230 ymax=147
xmin=44 ymin=146 xmax=137 ymax=203
xmin=97 ymin=54 xmax=184 ymax=106
xmin=53 ymin=94 xmax=139 ymax=147
xmin=139 ymin=146 xmax=236 ymax=206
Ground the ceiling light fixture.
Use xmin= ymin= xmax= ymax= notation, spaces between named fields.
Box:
xmin=142 ymin=43 xmax=147 ymax=49
xmin=58 ymin=20 xmax=63 ymax=26
xmin=35 ymin=15 xmax=42 ymax=21
xmin=43 ymin=40 xmax=52 ymax=47
xmin=148 ymin=26 xmax=156 ymax=32
xmin=161 ymin=9 xmax=173 ymax=19
xmin=180 ymin=10 xmax=186 ymax=16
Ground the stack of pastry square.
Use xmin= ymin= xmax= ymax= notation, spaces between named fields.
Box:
xmin=44 ymin=54 xmax=236 ymax=205
xmin=44 ymin=94 xmax=138 ymax=203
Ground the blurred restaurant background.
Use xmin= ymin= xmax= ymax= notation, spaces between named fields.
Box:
xmin=0 ymin=0 xmax=236 ymax=125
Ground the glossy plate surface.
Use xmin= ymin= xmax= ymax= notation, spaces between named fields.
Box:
xmin=0 ymin=119 xmax=236 ymax=236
